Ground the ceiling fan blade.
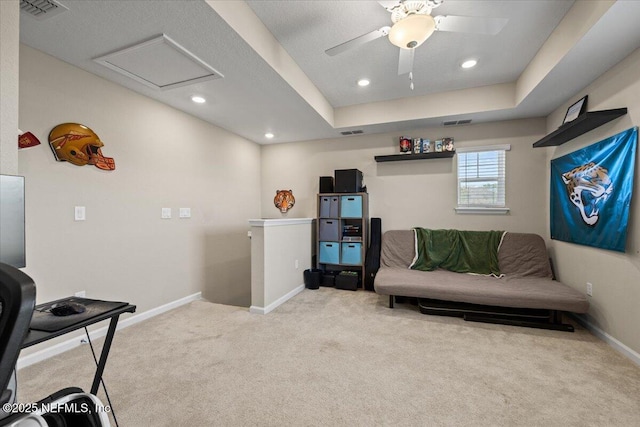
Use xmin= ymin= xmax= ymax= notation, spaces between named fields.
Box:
xmin=325 ymin=27 xmax=390 ymax=56
xmin=398 ymin=48 xmax=414 ymax=76
xmin=434 ymin=15 xmax=508 ymax=35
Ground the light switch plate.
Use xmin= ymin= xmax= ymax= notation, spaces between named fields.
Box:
xmin=161 ymin=208 xmax=172 ymax=219
xmin=179 ymin=208 xmax=191 ymax=218
xmin=75 ymin=206 xmax=86 ymax=221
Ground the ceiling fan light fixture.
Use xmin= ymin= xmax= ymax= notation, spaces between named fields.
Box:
xmin=388 ymin=14 xmax=436 ymax=49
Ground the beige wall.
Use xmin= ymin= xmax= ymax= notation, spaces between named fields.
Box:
xmin=0 ymin=1 xmax=19 ymax=175
xmin=261 ymin=118 xmax=548 ymax=236
xmin=18 ymin=45 xmax=261 ymax=311
xmin=545 ymin=47 xmax=640 ymax=355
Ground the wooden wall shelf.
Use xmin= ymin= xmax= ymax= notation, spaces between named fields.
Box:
xmin=532 ymin=108 xmax=627 ymax=148
xmin=375 ymin=151 xmax=455 ymax=162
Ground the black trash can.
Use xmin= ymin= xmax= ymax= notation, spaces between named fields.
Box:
xmin=304 ymin=268 xmax=323 ymax=289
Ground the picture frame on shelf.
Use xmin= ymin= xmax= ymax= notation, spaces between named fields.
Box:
xmin=562 ymin=95 xmax=588 ymax=125
xmin=399 ymin=136 xmax=411 ymax=153
xmin=413 ymin=138 xmax=422 ymax=154
xmin=443 ymin=137 xmax=455 ymax=152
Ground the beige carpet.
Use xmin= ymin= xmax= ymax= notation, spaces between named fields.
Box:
xmin=17 ymin=288 xmax=640 ymax=426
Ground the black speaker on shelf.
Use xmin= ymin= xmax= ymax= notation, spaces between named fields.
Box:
xmin=319 ymin=176 xmax=334 ymax=193
xmin=334 ymin=169 xmax=363 ymax=193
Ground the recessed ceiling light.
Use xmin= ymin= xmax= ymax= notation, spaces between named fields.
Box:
xmin=265 ymin=133 xmax=275 ymax=139
xmin=357 ymin=79 xmax=370 ymax=87
xmin=191 ymin=95 xmax=206 ymax=104
xmin=461 ymin=59 xmax=477 ymax=69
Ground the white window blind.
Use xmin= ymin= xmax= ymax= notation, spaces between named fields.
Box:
xmin=457 ymin=145 xmax=510 ymax=210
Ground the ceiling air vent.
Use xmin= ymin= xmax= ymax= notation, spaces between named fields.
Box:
xmin=94 ymin=34 xmax=224 ymax=91
xmin=443 ymin=119 xmax=472 ymax=126
xmin=340 ymin=130 xmax=364 ymax=135
xmin=20 ymin=0 xmax=68 ymax=20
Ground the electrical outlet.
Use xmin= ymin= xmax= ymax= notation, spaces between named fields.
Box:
xmin=295 ymin=259 xmax=299 ymax=270
xmin=586 ymin=282 xmax=593 ymax=297
xmin=75 ymin=290 xmax=86 ymax=298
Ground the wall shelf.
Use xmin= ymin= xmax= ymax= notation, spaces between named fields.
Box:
xmin=374 ymin=151 xmax=455 ymax=162
xmin=532 ymin=108 xmax=627 ymax=148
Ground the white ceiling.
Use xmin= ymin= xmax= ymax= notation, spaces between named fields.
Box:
xmin=247 ymin=0 xmax=571 ymax=107
xmin=18 ymin=0 xmax=640 ymax=144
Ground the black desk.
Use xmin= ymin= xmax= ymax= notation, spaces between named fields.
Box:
xmin=22 ymin=297 xmax=136 ymax=395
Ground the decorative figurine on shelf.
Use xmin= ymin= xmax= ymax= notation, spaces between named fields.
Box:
xmin=48 ymin=123 xmax=115 ymax=171
xmin=274 ymin=189 xmax=295 ymax=213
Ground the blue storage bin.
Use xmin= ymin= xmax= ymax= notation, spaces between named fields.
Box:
xmin=341 ymin=242 xmax=362 ymax=265
xmin=319 ymin=242 xmax=340 ymax=264
xmin=340 ymin=195 xmax=362 ymax=218
xmin=319 ymin=219 xmax=339 ymax=241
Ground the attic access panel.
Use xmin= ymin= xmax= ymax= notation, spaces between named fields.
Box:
xmin=94 ymin=34 xmax=223 ymax=90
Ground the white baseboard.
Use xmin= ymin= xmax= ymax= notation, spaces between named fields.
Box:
xmin=250 ymin=284 xmax=305 ymax=315
xmin=17 ymin=292 xmax=202 ymax=370
xmin=571 ymin=313 xmax=640 ymax=367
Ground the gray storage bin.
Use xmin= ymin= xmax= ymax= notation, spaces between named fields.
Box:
xmin=319 ymin=196 xmax=332 ymax=217
xmin=319 ymin=219 xmax=340 ymax=241
xmin=319 ymin=196 xmax=339 ymax=218
xmin=329 ymin=196 xmax=339 ymax=217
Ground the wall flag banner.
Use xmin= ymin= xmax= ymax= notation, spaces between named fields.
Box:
xmin=550 ymin=127 xmax=637 ymax=252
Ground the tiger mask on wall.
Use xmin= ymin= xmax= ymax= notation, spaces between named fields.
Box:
xmin=274 ymin=189 xmax=295 ymax=213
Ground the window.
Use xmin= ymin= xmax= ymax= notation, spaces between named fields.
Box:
xmin=455 ymin=144 xmax=510 ymax=214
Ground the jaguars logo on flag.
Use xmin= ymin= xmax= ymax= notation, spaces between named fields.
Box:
xmin=550 ymin=127 xmax=637 ymax=252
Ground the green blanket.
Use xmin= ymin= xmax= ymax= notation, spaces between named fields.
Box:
xmin=410 ymin=228 xmax=505 ymax=276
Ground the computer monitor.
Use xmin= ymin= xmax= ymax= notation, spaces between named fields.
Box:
xmin=0 ymin=175 xmax=26 ymax=268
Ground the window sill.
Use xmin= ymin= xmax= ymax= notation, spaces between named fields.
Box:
xmin=455 ymin=207 xmax=510 ymax=215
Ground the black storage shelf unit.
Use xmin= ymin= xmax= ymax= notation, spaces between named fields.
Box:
xmin=532 ymin=108 xmax=627 ymax=148
xmin=375 ymin=151 xmax=455 ymax=162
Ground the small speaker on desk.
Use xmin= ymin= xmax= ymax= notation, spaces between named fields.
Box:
xmin=319 ymin=176 xmax=334 ymax=193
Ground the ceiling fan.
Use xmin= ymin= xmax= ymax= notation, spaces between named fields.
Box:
xmin=325 ymin=0 xmax=508 ymax=82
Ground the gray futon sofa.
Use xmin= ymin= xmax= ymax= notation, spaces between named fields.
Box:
xmin=374 ymin=230 xmax=589 ymax=331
